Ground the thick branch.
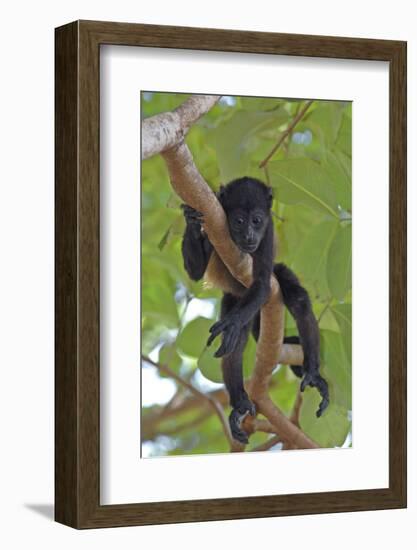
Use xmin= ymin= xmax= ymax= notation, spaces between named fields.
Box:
xmin=163 ymin=142 xmax=252 ymax=286
xmin=256 ymin=396 xmax=318 ymax=449
xmin=152 ymin=95 xmax=317 ymax=450
xmin=142 ymin=95 xmax=220 ymax=160
xmin=162 ymin=142 xmax=315 ymax=450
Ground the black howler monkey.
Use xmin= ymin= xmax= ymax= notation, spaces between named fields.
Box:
xmin=181 ymin=176 xmax=329 ymax=444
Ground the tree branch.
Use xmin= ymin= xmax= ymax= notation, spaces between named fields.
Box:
xmin=143 ymin=94 xmax=318 ymax=451
xmin=142 ymin=95 xmax=220 ymax=160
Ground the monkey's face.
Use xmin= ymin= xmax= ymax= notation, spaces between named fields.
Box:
xmin=228 ymin=208 xmax=269 ymax=254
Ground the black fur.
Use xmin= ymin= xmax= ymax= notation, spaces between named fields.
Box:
xmin=181 ymin=177 xmax=329 ymax=443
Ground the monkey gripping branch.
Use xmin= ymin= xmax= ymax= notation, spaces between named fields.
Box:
xmin=142 ymin=95 xmax=319 ymax=450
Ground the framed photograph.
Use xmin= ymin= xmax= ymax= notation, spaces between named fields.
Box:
xmin=55 ymin=20 xmax=406 ymax=528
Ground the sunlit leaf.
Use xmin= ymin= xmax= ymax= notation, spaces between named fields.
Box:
xmin=207 ymin=109 xmax=290 ymax=182
xmin=335 ymin=108 xmax=352 ymax=157
xmin=322 ymin=151 xmax=352 ymax=211
xmin=320 ymin=329 xmax=352 ymax=409
xmin=327 ymin=223 xmax=352 ymax=300
xmin=269 ymin=158 xmax=339 ymax=219
xmin=158 ymin=227 xmax=170 ymax=251
xmin=159 ymin=343 xmax=182 ymax=375
xmin=300 ymin=388 xmax=350 ymax=447
xmin=176 ymin=317 xmax=212 ymax=357
xmin=197 ymin=346 xmax=222 ymax=383
xmin=291 ymin=219 xmax=339 ymax=298
xmin=240 ymin=97 xmax=285 ymax=112
xmin=270 ymin=367 xmax=299 ymax=415
xmin=330 ymin=303 xmax=352 ymax=363
xmin=306 ymin=102 xmax=346 ymax=147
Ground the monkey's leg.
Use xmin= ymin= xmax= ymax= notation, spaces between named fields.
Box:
xmin=273 ymin=263 xmax=329 ymax=417
xmin=220 ymin=293 xmax=255 ymax=444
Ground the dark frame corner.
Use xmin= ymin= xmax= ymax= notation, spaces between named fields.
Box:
xmin=55 ymin=20 xmax=407 ymax=529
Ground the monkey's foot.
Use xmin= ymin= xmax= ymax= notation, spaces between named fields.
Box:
xmin=300 ymin=370 xmax=330 ymax=417
xmin=229 ymin=399 xmax=256 ymax=444
xmin=207 ymin=313 xmax=241 ymax=357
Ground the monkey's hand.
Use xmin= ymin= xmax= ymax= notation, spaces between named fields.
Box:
xmin=301 ymin=367 xmax=329 ymax=418
xmin=229 ymin=397 xmax=256 ymax=444
xmin=181 ymin=204 xmax=204 ymax=235
xmin=207 ymin=312 xmax=241 ymax=357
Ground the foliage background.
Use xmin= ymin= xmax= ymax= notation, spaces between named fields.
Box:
xmin=141 ymin=93 xmax=352 ymax=457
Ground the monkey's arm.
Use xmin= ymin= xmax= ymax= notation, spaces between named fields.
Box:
xmin=181 ymin=205 xmax=213 ymax=281
xmin=207 ymin=220 xmax=274 ymax=357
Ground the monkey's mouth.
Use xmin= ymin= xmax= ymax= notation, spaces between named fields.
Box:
xmin=240 ymin=243 xmax=258 ymax=254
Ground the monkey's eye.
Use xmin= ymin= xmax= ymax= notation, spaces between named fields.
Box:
xmin=252 ymin=216 xmax=262 ymax=225
xmin=236 ymin=217 xmax=244 ymax=225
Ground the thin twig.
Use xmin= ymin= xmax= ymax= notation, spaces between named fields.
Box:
xmin=244 ymin=417 xmax=277 ymax=434
xmin=289 ymin=389 xmax=303 ymax=427
xmin=141 ymin=355 xmax=242 ymax=451
xmin=259 ymin=100 xmax=314 ymax=168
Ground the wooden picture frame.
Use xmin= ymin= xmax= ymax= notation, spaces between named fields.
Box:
xmin=55 ymin=20 xmax=407 ymax=529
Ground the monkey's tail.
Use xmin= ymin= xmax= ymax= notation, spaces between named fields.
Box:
xmin=283 ymin=335 xmax=305 ymax=379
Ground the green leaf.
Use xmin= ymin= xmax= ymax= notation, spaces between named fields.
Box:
xmin=198 ymin=330 xmax=257 ymax=383
xmin=207 ymin=109 xmax=290 ymax=182
xmin=141 ymin=278 xmax=179 ymax=329
xmin=157 ymin=214 xmax=185 ymax=251
xmin=166 ymin=193 xmax=181 ymax=209
xmin=307 ymin=102 xmax=345 ymax=146
xmin=141 ymin=324 xmax=168 ymax=356
xmin=159 ymin=343 xmax=182 ymax=375
xmin=320 ymin=329 xmax=352 ymax=409
xmin=335 ymin=108 xmax=352 ymax=157
xmin=269 ymin=158 xmax=340 ymax=219
xmin=327 ymin=223 xmax=352 ymax=300
xmin=157 ymin=227 xmax=170 ymax=251
xmin=291 ymin=219 xmax=339 ymax=298
xmin=276 ymin=204 xmax=325 ymax=265
xmin=176 ymin=317 xmax=212 ymax=357
xmin=315 ymin=305 xmax=339 ymax=332
xmin=240 ymin=97 xmax=285 ymax=112
xmin=322 ymin=151 xmax=352 ymax=211
xmin=300 ymin=389 xmax=351 ymax=448
xmin=330 ymin=303 xmax=352 ymax=363
xmin=242 ymin=333 xmax=257 ymax=378
xmin=197 ymin=346 xmax=222 ymax=383
xmin=270 ymin=366 xmax=298 ymax=415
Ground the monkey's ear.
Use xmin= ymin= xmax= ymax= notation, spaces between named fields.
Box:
xmin=267 ymin=186 xmax=273 ymax=208
xmin=217 ymin=185 xmax=226 ymax=201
